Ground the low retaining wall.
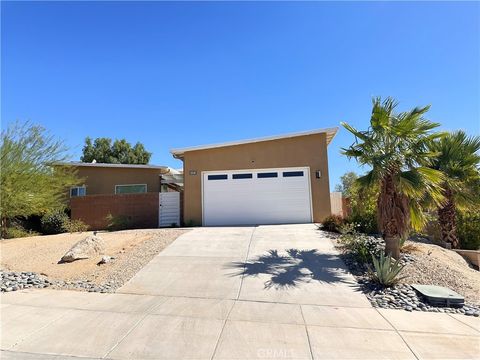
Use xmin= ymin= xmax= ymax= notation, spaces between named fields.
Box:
xmin=70 ymin=193 xmax=159 ymax=230
xmin=454 ymin=249 xmax=480 ymax=270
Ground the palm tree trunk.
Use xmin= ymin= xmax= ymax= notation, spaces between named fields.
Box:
xmin=1 ymin=216 xmax=8 ymax=239
xmin=438 ymin=188 xmax=459 ymax=248
xmin=384 ymin=235 xmax=400 ymax=259
xmin=378 ymin=173 xmax=405 ymax=259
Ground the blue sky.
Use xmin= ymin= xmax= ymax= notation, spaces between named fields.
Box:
xmin=2 ymin=1 xmax=479 ymax=189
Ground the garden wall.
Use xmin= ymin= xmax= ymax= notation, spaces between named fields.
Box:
xmin=70 ymin=193 xmax=159 ymax=230
xmin=330 ymin=192 xmax=350 ymax=218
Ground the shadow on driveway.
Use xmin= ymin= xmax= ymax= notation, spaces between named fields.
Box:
xmin=228 ymin=249 xmax=356 ymax=289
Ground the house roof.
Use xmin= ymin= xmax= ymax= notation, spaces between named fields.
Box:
xmin=54 ymin=161 xmax=168 ymax=171
xmin=170 ymin=127 xmax=338 ymax=159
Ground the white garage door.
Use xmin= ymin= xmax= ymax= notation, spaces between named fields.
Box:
xmin=202 ymin=167 xmax=312 ymax=226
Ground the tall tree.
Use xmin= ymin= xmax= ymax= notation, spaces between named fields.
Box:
xmin=0 ymin=122 xmax=80 ymax=237
xmin=341 ymin=97 xmax=444 ymax=258
xmin=81 ymin=137 xmax=152 ymax=164
xmin=428 ymin=131 xmax=480 ymax=248
xmin=335 ymin=171 xmax=358 ymax=196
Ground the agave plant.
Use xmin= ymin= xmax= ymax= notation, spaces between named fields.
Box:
xmin=370 ymin=253 xmax=406 ymax=287
xmin=342 ymin=97 xmax=444 ymax=259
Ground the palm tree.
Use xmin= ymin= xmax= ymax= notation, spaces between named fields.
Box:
xmin=341 ymin=97 xmax=444 ymax=259
xmin=428 ymin=131 xmax=480 ymax=248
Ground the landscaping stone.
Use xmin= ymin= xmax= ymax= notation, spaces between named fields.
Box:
xmin=1 ymin=270 xmax=51 ymax=292
xmin=0 ymin=269 xmax=118 ymax=294
xmin=363 ymin=283 xmax=480 ymax=316
xmin=60 ymin=235 xmax=105 ymax=263
xmin=328 ymin=232 xmax=480 ymax=318
xmin=98 ymin=255 xmax=114 ymax=265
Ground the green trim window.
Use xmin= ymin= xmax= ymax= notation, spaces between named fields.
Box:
xmin=115 ymin=184 xmax=147 ymax=194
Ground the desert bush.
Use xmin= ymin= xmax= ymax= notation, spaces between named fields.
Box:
xmin=338 ymin=221 xmax=357 ymax=235
xmin=4 ymin=225 xmax=40 ymax=239
xmin=347 ymin=211 xmax=378 ymax=235
xmin=321 ymin=215 xmax=345 ymax=233
xmin=457 ymin=211 xmax=480 ymax=250
xmin=344 ymin=179 xmax=379 ymax=235
xmin=370 ymin=253 xmax=406 ymax=286
xmin=106 ymin=213 xmax=131 ymax=231
xmin=62 ymin=219 xmax=89 ymax=233
xmin=41 ymin=210 xmax=69 ymax=234
xmin=339 ymin=232 xmax=385 ymax=264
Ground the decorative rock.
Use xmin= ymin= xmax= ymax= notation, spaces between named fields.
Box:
xmin=1 ymin=270 xmax=51 ymax=292
xmin=362 ymin=282 xmax=479 ymax=317
xmin=97 ymin=255 xmax=113 ymax=265
xmin=60 ymin=235 xmax=105 ymax=263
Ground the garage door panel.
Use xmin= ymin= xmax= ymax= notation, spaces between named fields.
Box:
xmin=202 ymin=167 xmax=312 ymax=226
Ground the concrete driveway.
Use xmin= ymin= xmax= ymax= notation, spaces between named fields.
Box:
xmin=1 ymin=224 xmax=479 ymax=359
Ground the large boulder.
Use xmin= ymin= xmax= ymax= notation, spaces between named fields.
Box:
xmin=60 ymin=235 xmax=105 ymax=263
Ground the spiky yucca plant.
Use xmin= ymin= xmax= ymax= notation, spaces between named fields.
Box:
xmin=428 ymin=131 xmax=480 ymax=248
xmin=371 ymin=253 xmax=406 ymax=287
xmin=342 ymin=97 xmax=444 ymax=259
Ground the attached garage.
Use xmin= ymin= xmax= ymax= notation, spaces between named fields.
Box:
xmin=202 ymin=167 xmax=312 ymax=226
xmin=171 ymin=128 xmax=337 ymax=226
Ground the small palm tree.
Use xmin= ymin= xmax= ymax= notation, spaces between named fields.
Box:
xmin=342 ymin=97 xmax=444 ymax=259
xmin=428 ymin=131 xmax=480 ymax=248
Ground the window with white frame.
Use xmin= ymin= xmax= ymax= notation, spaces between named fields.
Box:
xmin=115 ymin=184 xmax=147 ymax=194
xmin=70 ymin=186 xmax=86 ymax=197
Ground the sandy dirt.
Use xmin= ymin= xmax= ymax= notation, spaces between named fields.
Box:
xmin=402 ymin=240 xmax=480 ymax=305
xmin=0 ymin=229 xmax=188 ymax=285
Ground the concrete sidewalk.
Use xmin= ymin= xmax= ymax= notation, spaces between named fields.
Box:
xmin=1 ymin=224 xmax=479 ymax=359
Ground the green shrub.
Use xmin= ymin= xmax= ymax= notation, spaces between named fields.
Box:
xmin=370 ymin=253 xmax=406 ymax=286
xmin=344 ymin=180 xmax=379 ymax=235
xmin=457 ymin=211 xmax=480 ymax=250
xmin=339 ymin=232 xmax=385 ymax=264
xmin=183 ymin=219 xmax=199 ymax=227
xmin=338 ymin=222 xmax=357 ymax=235
xmin=321 ymin=215 xmax=345 ymax=233
xmin=347 ymin=211 xmax=378 ymax=234
xmin=4 ymin=225 xmax=40 ymax=239
xmin=62 ymin=219 xmax=89 ymax=233
xmin=41 ymin=210 xmax=69 ymax=234
xmin=106 ymin=213 xmax=131 ymax=231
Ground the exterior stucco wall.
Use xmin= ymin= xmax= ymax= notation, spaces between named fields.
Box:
xmin=181 ymin=133 xmax=332 ymax=225
xmin=74 ymin=167 xmax=163 ymax=195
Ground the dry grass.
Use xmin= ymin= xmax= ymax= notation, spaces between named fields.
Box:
xmin=0 ymin=229 xmax=188 ymax=285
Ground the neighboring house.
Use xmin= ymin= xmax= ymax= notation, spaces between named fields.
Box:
xmin=55 ymin=162 xmax=182 ymax=230
xmin=171 ymin=127 xmax=337 ymax=226
xmin=64 ymin=162 xmax=168 ymax=196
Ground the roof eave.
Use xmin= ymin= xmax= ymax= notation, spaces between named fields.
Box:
xmin=53 ymin=162 xmax=169 ymax=171
xmin=170 ymin=127 xmax=338 ymax=158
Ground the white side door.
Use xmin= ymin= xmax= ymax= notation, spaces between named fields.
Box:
xmin=159 ymin=192 xmax=181 ymax=227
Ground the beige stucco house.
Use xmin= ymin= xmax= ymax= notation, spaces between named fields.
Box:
xmin=171 ymin=128 xmax=337 ymax=226
xmin=55 ymin=162 xmax=181 ymax=230
xmin=57 ymin=127 xmax=337 ymax=229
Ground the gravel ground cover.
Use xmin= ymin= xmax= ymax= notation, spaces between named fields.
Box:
xmin=1 ymin=228 xmax=188 ymax=293
xmin=1 ymin=271 xmax=51 ymax=292
xmin=326 ymin=230 xmax=480 ymax=317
